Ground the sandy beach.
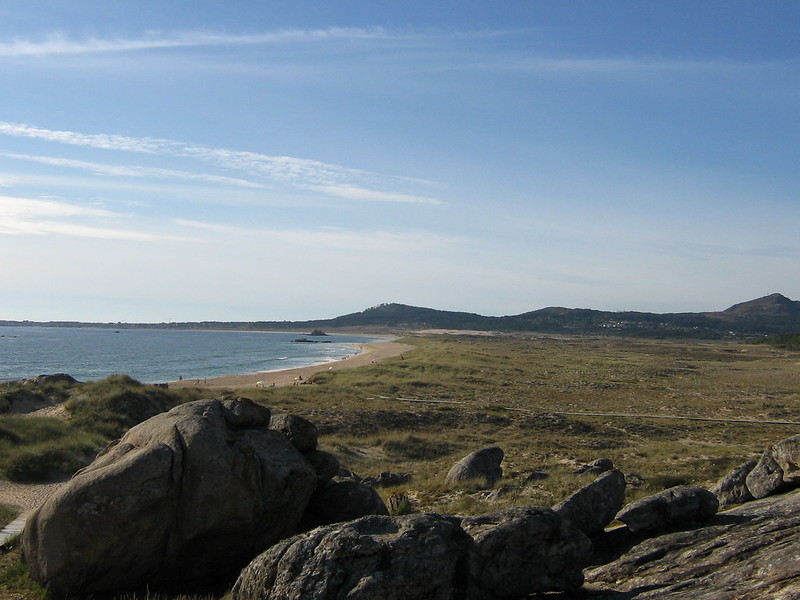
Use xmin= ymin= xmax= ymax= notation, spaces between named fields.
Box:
xmin=167 ymin=339 xmax=414 ymax=390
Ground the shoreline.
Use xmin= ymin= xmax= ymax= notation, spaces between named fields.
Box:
xmin=167 ymin=339 xmax=414 ymax=390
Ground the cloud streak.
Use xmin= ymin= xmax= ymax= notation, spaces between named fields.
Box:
xmin=1 ymin=152 xmax=264 ymax=188
xmin=0 ymin=195 xmax=189 ymax=241
xmin=174 ymin=218 xmax=460 ymax=252
xmin=0 ymin=122 xmax=441 ymax=205
xmin=0 ymin=27 xmax=390 ymax=57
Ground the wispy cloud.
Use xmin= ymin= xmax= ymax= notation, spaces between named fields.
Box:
xmin=0 ymin=195 xmax=188 ymax=241
xmin=174 ymin=218 xmax=460 ymax=252
xmin=0 ymin=27 xmax=390 ymax=57
xmin=306 ymin=184 xmax=442 ymax=205
xmin=0 ymin=122 xmax=442 ymax=205
xmin=1 ymin=152 xmax=264 ymax=188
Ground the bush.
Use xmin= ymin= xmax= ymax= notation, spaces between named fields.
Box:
xmin=0 ymin=416 xmax=105 ymax=482
xmin=65 ymin=374 xmax=184 ymax=438
xmin=381 ymin=434 xmax=458 ymax=461
xmin=0 ymin=503 xmax=18 ymax=529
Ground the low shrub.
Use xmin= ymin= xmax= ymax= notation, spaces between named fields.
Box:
xmin=0 ymin=416 xmax=105 ymax=482
xmin=65 ymin=374 xmax=184 ymax=438
xmin=0 ymin=503 xmax=18 ymax=529
xmin=381 ymin=434 xmax=458 ymax=461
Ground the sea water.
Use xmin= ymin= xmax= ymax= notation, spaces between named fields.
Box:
xmin=0 ymin=326 xmax=386 ymax=384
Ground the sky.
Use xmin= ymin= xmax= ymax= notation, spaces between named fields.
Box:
xmin=0 ymin=1 xmax=798 ymax=322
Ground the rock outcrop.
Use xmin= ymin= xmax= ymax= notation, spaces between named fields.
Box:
xmin=553 ymin=469 xmax=626 ymax=535
xmin=615 ymin=485 xmax=718 ymax=534
xmin=303 ymin=480 xmax=389 ymax=527
xmin=233 ymin=514 xmax=474 ymax=600
xmin=711 ymin=459 xmax=756 ymax=507
xmin=233 ymin=508 xmax=589 ymax=600
xmin=587 ymin=488 xmax=800 ymax=599
xmin=461 ymin=506 xmax=591 ymax=598
xmin=23 ymin=398 xmax=319 ymax=596
xmin=444 ymin=446 xmax=504 ymax=486
xmin=746 ymin=444 xmax=789 ymax=499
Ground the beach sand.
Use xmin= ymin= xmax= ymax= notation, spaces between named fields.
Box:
xmin=167 ymin=340 xmax=414 ymax=390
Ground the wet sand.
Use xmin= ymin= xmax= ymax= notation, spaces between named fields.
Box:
xmin=167 ymin=340 xmax=414 ymax=390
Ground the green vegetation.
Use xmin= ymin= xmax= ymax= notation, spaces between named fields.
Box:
xmin=0 ymin=375 xmax=201 ymax=483
xmin=0 ymin=416 xmax=105 ymax=482
xmin=753 ymin=332 xmax=800 ymax=350
xmin=0 ymin=546 xmax=47 ymax=600
xmin=65 ymin=374 xmax=186 ymax=438
xmin=0 ymin=504 xmax=17 ymax=529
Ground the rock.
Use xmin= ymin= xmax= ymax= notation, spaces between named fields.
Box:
xmin=712 ymin=460 xmax=756 ymax=507
xmin=444 ymin=446 xmax=504 ymax=486
xmin=361 ymin=471 xmax=413 ymax=488
xmin=522 ymin=470 xmax=549 ymax=484
xmin=553 ymin=469 xmax=626 ymax=535
xmin=232 ymin=513 xmax=473 ymax=600
xmin=574 ymin=457 xmax=614 ymax=475
xmin=616 ymin=485 xmax=718 ymax=534
xmin=461 ymin=506 xmax=591 ymax=598
xmin=22 ymin=398 xmax=318 ymax=596
xmin=586 ymin=488 xmax=800 ymax=599
xmin=773 ymin=434 xmax=800 ymax=483
xmin=746 ymin=445 xmax=789 ymax=499
xmin=303 ymin=480 xmax=389 ymax=528
xmin=479 ymin=485 xmax=515 ymax=502
xmin=624 ymin=473 xmax=646 ymax=489
xmin=268 ymin=411 xmax=318 ymax=453
xmin=303 ymin=449 xmax=340 ymax=485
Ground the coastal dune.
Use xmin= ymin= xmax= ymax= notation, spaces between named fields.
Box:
xmin=167 ymin=340 xmax=414 ymax=390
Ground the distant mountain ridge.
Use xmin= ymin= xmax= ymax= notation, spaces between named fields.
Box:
xmin=3 ymin=293 xmax=799 ymax=338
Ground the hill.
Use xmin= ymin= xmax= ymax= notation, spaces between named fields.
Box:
xmin=3 ymin=294 xmax=799 ymax=338
xmin=293 ymin=293 xmax=800 ymax=338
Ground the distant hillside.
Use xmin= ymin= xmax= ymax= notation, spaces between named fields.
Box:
xmin=3 ymin=294 xmax=799 ymax=338
xmin=251 ymin=294 xmax=800 ymax=338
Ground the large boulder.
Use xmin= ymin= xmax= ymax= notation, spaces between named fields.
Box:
xmin=712 ymin=460 xmax=757 ymax=507
xmin=460 ymin=506 xmax=591 ymax=598
xmin=444 ymin=446 xmax=504 ymax=486
xmin=746 ymin=445 xmax=789 ymax=499
xmin=616 ymin=485 xmax=718 ymax=534
xmin=22 ymin=398 xmax=318 ymax=596
xmin=772 ymin=434 xmax=800 ymax=484
xmin=303 ymin=480 xmax=389 ymax=528
xmin=232 ymin=513 xmax=474 ymax=600
xmin=553 ymin=469 xmax=627 ymax=535
xmin=268 ymin=411 xmax=319 ymax=453
xmin=303 ymin=449 xmax=341 ymax=486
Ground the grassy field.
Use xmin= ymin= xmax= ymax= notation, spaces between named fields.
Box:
xmin=249 ymin=333 xmax=800 ymax=513
xmin=2 ymin=333 xmax=799 ymax=599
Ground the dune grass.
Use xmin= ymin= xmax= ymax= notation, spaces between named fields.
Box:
xmin=0 ymin=504 xmax=17 ymax=530
xmin=0 ymin=374 xmax=203 ymax=483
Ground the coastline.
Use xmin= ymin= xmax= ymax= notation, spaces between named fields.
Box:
xmin=167 ymin=339 xmax=414 ymax=390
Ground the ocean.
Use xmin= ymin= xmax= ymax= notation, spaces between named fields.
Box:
xmin=0 ymin=326 xmax=386 ymax=384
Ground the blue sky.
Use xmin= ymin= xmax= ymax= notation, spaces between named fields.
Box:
xmin=1 ymin=1 xmax=797 ymax=322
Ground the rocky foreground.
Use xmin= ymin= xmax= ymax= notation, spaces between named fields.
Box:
xmin=18 ymin=396 xmax=800 ymax=599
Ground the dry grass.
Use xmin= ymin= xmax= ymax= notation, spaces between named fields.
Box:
xmin=248 ymin=333 xmax=800 ymax=513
